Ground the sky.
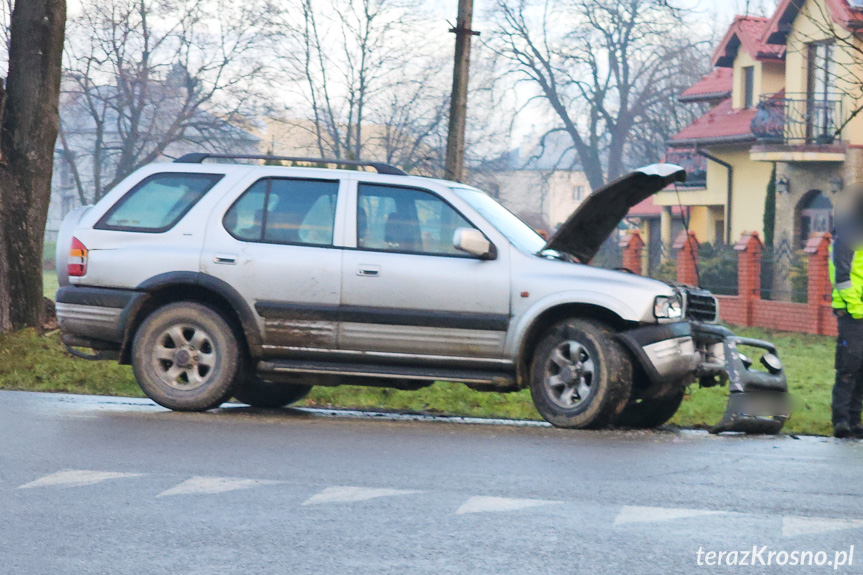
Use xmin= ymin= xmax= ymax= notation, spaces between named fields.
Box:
xmin=429 ymin=0 xmax=775 ymax=27
xmin=60 ymin=0 xmax=775 ymax=149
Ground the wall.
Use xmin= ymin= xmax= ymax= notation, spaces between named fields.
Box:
xmin=621 ymin=230 xmax=837 ymax=335
xmin=731 ymin=50 xmax=786 ymax=110
xmin=786 ymin=0 xmax=863 ymax=146
xmin=760 ymin=61 xmax=787 ymax=98
xmin=709 ymin=232 xmax=835 ymax=335
xmin=658 ymin=146 xmax=772 ymax=243
xmin=774 ymin=161 xmax=842 ymax=251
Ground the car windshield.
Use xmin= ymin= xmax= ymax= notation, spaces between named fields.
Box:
xmin=452 ymin=186 xmax=547 ymax=254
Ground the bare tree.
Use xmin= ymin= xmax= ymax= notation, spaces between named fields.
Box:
xmin=61 ymin=0 xmax=275 ymax=203
xmin=0 ymin=0 xmax=66 ymax=331
xmin=274 ymin=0 xmax=459 ymax=172
xmin=488 ymin=0 xmax=706 ymax=190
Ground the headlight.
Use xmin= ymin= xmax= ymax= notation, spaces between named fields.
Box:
xmin=654 ymin=295 xmax=683 ymax=319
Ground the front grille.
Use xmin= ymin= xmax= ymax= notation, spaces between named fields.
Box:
xmin=685 ymin=288 xmax=718 ymax=322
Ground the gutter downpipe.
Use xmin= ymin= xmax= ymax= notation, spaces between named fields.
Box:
xmin=697 ymin=149 xmax=733 ymax=243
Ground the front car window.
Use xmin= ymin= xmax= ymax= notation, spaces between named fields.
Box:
xmin=223 ymin=178 xmax=338 ymax=246
xmin=357 ymin=183 xmax=474 ymax=256
xmin=452 ymin=186 xmax=546 ymax=254
xmin=96 ymin=172 xmax=223 ymax=233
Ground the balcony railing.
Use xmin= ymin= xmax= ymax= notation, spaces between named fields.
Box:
xmin=751 ymin=93 xmax=843 ymax=145
xmin=665 ymin=148 xmax=707 ymax=188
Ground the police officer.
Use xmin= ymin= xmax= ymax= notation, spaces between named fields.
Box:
xmin=830 ymin=188 xmax=863 ymax=439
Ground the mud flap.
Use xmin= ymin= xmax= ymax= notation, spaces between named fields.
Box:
xmin=692 ymin=323 xmax=791 ymax=435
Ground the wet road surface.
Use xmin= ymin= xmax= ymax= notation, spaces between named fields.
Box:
xmin=2 ymin=390 xmax=863 ymax=574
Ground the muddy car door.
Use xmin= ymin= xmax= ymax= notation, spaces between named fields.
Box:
xmin=339 ymin=181 xmax=511 ymax=360
xmin=201 ymin=172 xmax=346 ymax=355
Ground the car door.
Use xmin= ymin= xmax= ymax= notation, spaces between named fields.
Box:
xmin=339 ymin=181 xmax=511 ymax=360
xmin=201 ymin=174 xmax=345 ymax=356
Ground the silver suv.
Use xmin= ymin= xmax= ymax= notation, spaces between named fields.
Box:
xmin=56 ymin=154 xmax=789 ymax=431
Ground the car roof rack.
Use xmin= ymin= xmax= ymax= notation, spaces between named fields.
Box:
xmin=173 ymin=153 xmax=408 ymax=176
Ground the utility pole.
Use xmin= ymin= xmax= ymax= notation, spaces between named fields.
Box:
xmin=445 ymin=0 xmax=478 ymax=183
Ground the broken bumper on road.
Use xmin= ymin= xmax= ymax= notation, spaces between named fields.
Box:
xmin=692 ymin=323 xmax=790 ymax=435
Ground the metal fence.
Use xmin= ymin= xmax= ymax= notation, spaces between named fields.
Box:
xmin=694 ymin=243 xmax=738 ymax=297
xmin=761 ymin=239 xmax=808 ymax=303
xmin=751 ymin=93 xmax=843 ymax=145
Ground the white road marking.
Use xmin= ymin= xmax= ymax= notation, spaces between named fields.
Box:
xmin=18 ymin=470 xmax=143 ymax=489
xmin=157 ymin=476 xmax=282 ymax=498
xmin=455 ymin=496 xmax=560 ymax=515
xmin=302 ymin=486 xmax=421 ymax=506
xmin=782 ymin=516 xmax=863 ymax=537
xmin=613 ymin=505 xmax=724 ymax=525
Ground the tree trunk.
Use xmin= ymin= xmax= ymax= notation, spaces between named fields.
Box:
xmin=0 ymin=0 xmax=66 ymax=331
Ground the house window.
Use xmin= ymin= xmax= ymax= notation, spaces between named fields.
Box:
xmin=743 ymin=66 xmax=755 ymax=109
xmin=809 ymin=42 xmax=836 ymax=99
xmin=808 ymin=41 xmax=837 ymax=142
xmin=573 ymin=185 xmax=585 ymax=201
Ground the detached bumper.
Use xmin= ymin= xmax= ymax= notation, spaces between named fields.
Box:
xmin=691 ymin=323 xmax=790 ymax=434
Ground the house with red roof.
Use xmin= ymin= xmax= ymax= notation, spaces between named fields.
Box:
xmin=653 ymin=0 xmax=863 ymax=263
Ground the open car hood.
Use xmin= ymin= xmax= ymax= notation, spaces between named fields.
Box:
xmin=542 ymin=163 xmax=686 ymax=263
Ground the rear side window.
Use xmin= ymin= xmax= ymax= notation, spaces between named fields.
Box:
xmin=223 ymin=178 xmax=339 ymax=247
xmin=96 ymin=173 xmax=223 ymax=233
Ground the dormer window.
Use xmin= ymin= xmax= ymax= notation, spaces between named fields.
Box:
xmin=743 ymin=66 xmax=755 ymax=109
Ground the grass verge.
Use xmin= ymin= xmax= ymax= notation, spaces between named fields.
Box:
xmin=0 ymin=325 xmax=835 ymax=435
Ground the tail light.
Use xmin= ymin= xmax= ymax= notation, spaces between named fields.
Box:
xmin=68 ymin=237 xmax=88 ymax=277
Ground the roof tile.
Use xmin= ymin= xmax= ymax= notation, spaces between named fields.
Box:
xmin=671 ymin=98 xmax=756 ymax=145
xmin=680 ymin=68 xmax=733 ymax=102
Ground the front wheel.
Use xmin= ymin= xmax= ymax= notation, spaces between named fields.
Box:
xmin=132 ymin=302 xmax=239 ymax=411
xmin=529 ymin=319 xmax=632 ymax=429
xmin=614 ymin=390 xmax=686 ymax=429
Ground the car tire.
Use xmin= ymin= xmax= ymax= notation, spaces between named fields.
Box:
xmin=132 ymin=302 xmax=239 ymax=411
xmin=529 ymin=319 xmax=632 ymax=429
xmin=233 ymin=375 xmax=312 ymax=408
xmin=614 ymin=390 xmax=686 ymax=429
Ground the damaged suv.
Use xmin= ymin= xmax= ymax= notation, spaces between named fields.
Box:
xmin=55 ymin=155 xmax=790 ymax=431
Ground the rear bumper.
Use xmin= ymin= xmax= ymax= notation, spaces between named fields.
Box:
xmin=56 ymin=286 xmax=144 ymax=344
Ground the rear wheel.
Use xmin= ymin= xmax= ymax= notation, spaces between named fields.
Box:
xmin=233 ymin=375 xmax=312 ymax=408
xmin=529 ymin=319 xmax=632 ymax=429
xmin=614 ymin=390 xmax=686 ymax=429
xmin=132 ymin=302 xmax=239 ymax=411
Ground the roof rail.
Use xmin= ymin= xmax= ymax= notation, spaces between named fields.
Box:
xmin=173 ymin=153 xmax=408 ymax=176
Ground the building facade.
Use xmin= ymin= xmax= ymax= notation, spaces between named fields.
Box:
xmin=472 ymin=132 xmax=591 ymax=234
xmin=662 ymin=0 xmax=863 ymax=267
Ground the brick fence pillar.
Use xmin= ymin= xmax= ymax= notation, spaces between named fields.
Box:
xmin=735 ymin=231 xmax=763 ymax=326
xmin=804 ymin=232 xmax=833 ymax=335
xmin=674 ymin=230 xmax=699 ymax=286
xmin=619 ymin=230 xmax=645 ymax=275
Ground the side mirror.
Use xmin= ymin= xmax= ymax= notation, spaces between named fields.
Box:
xmin=453 ymin=227 xmax=495 ymax=259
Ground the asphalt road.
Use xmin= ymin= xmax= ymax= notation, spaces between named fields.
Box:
xmin=2 ymin=390 xmax=863 ymax=574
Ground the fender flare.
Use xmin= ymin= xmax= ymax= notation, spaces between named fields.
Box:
xmin=127 ymin=271 xmax=263 ymax=354
xmin=505 ymin=290 xmax=639 ymax=359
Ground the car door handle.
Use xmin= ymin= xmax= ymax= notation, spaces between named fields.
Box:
xmin=214 ymin=254 xmax=237 ymax=265
xmin=357 ymin=265 xmax=380 ymax=277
